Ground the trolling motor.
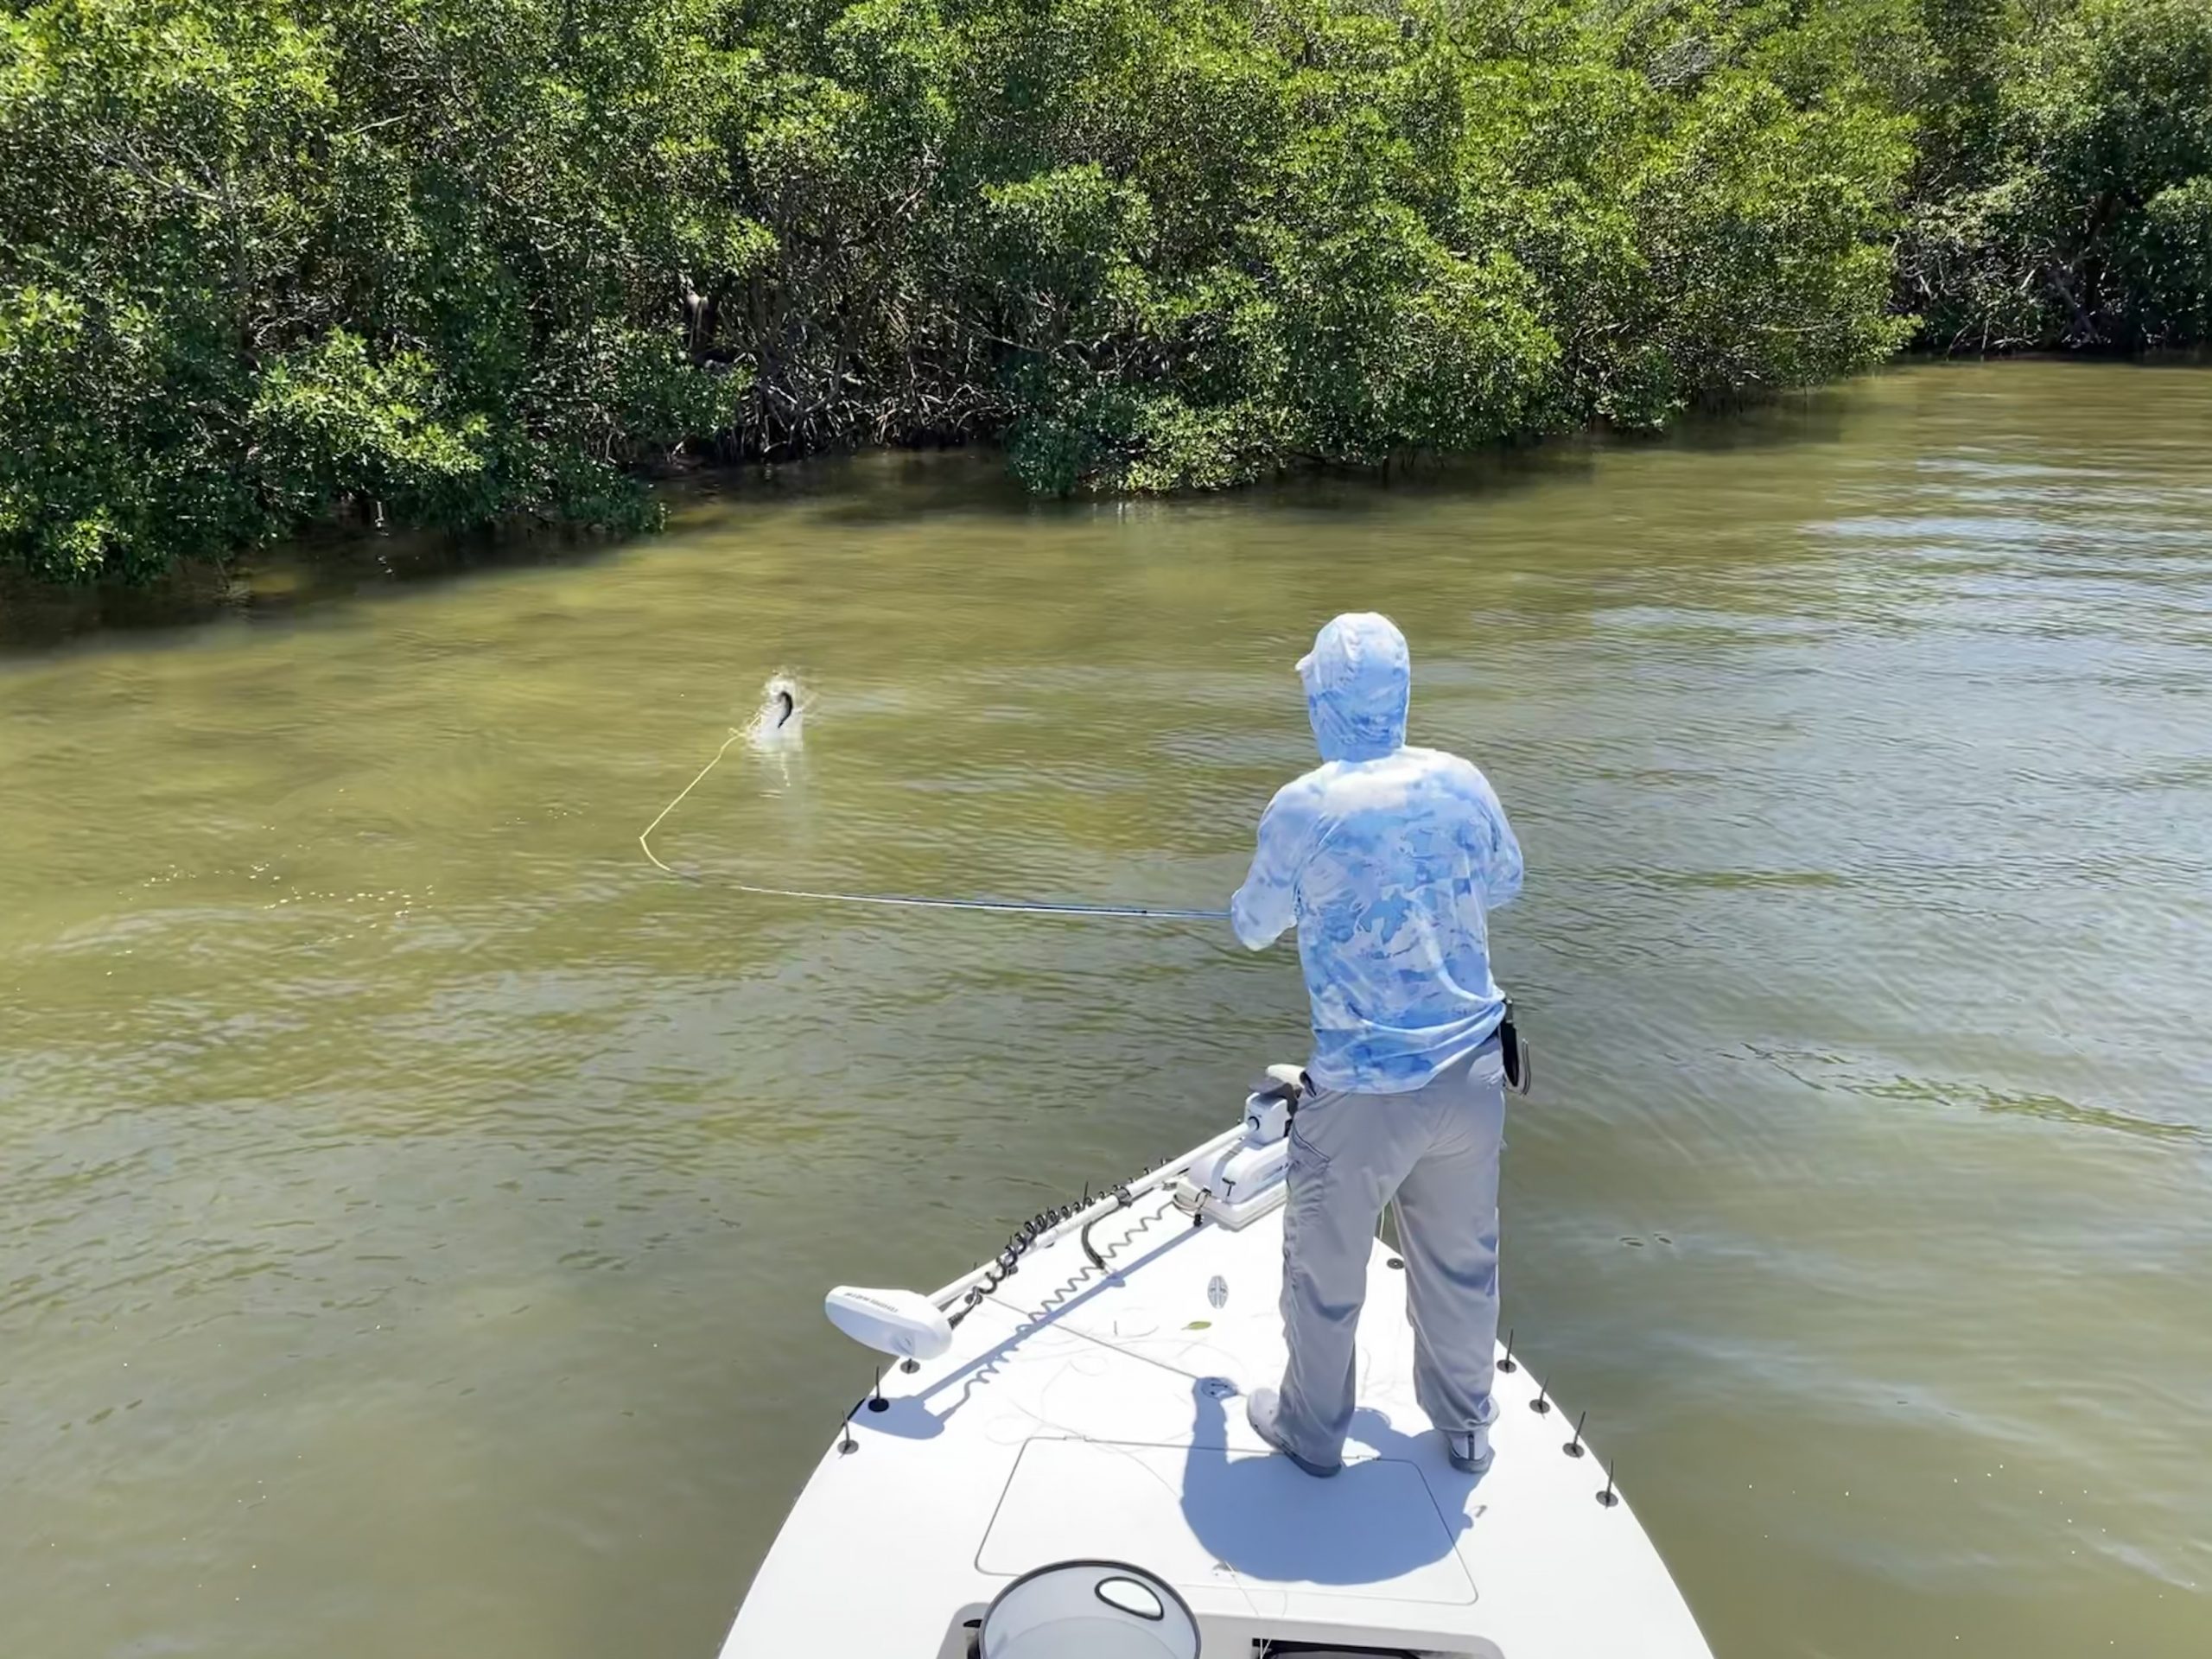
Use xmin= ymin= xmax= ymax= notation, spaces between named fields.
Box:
xmin=822 ymin=1126 xmax=1249 ymax=1368
xmin=1170 ymin=1069 xmax=1300 ymax=1230
xmin=823 ymin=1286 xmax=953 ymax=1361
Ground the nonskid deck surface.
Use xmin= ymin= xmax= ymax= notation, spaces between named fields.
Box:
xmin=723 ymin=1192 xmax=1713 ymax=1659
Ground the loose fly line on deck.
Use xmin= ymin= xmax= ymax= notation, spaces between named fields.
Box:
xmin=637 ymin=690 xmax=1230 ymax=924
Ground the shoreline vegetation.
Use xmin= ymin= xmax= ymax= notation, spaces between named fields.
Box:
xmin=3 ymin=0 xmax=2209 ymax=584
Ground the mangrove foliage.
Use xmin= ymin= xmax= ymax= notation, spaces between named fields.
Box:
xmin=2 ymin=0 xmax=2207 ymax=580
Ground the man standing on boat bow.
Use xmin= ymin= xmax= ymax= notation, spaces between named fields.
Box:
xmin=1230 ymin=612 xmax=1524 ymax=1479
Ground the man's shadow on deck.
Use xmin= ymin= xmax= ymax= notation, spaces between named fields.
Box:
xmin=1179 ymin=1378 xmax=1477 ymax=1586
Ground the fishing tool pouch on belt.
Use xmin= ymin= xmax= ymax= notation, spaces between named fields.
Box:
xmin=1498 ymin=1001 xmax=1532 ymax=1097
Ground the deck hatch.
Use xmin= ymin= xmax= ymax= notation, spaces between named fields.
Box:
xmin=976 ymin=1436 xmax=1478 ymax=1607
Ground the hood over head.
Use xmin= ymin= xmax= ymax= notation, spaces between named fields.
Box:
xmin=1298 ymin=612 xmax=1410 ymax=763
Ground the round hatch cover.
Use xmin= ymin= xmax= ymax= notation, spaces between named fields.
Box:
xmin=980 ymin=1560 xmax=1198 ymax=1659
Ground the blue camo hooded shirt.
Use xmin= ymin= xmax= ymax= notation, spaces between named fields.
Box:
xmin=1230 ymin=613 xmax=1523 ymax=1094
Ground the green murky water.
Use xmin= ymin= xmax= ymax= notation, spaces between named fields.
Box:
xmin=3 ymin=362 xmax=2209 ymax=1657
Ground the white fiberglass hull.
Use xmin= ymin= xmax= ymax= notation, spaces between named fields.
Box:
xmin=723 ymin=1130 xmax=1713 ymax=1659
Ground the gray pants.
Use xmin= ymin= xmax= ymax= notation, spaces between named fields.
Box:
xmin=1274 ymin=1039 xmax=1506 ymax=1468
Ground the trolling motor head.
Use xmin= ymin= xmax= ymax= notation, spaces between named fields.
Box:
xmin=824 ymin=1285 xmax=953 ymax=1361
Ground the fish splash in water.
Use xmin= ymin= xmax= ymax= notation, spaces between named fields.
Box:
xmin=747 ymin=674 xmax=806 ymax=750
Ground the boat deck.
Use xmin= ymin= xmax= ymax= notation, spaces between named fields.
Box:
xmin=721 ymin=1190 xmax=1713 ymax=1658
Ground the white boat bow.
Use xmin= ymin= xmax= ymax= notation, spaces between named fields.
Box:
xmin=722 ymin=1096 xmax=1713 ymax=1659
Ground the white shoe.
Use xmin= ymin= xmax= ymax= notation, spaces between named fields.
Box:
xmin=1246 ymin=1387 xmax=1340 ymax=1478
